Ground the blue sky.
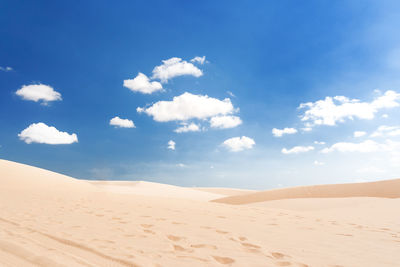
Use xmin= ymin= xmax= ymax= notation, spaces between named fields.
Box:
xmin=1 ymin=1 xmax=400 ymax=189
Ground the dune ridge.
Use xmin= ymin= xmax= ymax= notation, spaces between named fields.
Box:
xmin=212 ymin=179 xmax=400 ymax=205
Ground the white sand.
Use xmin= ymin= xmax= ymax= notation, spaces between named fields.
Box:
xmin=1 ymin=159 xmax=399 ymax=266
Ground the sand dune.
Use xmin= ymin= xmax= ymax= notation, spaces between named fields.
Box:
xmin=1 ymin=159 xmax=400 ymax=266
xmin=212 ymin=179 xmax=400 ymax=205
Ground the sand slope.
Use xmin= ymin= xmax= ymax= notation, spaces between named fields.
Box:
xmin=212 ymin=179 xmax=400 ymax=205
xmin=1 ymin=159 xmax=400 ymax=267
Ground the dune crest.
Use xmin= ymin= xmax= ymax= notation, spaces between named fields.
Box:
xmin=212 ymin=179 xmax=400 ymax=205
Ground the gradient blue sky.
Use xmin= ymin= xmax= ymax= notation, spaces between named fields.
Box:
xmin=1 ymin=1 xmax=400 ymax=189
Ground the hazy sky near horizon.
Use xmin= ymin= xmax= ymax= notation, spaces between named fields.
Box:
xmin=1 ymin=1 xmax=400 ymax=189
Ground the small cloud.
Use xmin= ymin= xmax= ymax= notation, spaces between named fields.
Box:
xmin=190 ymin=56 xmax=207 ymax=64
xmin=314 ymin=160 xmax=325 ymax=166
xmin=0 ymin=66 xmax=13 ymax=72
xmin=321 ymin=140 xmax=380 ymax=153
xmin=174 ymin=122 xmax=200 ymax=133
xmin=123 ymin=72 xmax=162 ymax=94
xmin=176 ymin=163 xmax=187 ymax=168
xmin=302 ymin=127 xmax=313 ymax=132
xmin=354 ymin=131 xmax=367 ymax=138
xmin=168 ymin=140 xmax=176 ymax=150
xmin=314 ymin=141 xmax=326 ymax=145
xmin=222 ymin=136 xmax=255 ymax=152
xmin=272 ymin=127 xmax=297 ymax=137
xmin=18 ymin=122 xmax=78 ymax=145
xmin=281 ymin=146 xmax=314 ymax=154
xmin=227 ymin=91 xmax=236 ymax=97
xmin=382 ymin=114 xmax=389 ymax=118
xmin=210 ymin=115 xmax=242 ymax=129
xmin=152 ymin=57 xmax=203 ymax=83
xmin=15 ymin=84 xmax=62 ymax=104
xmin=109 ymin=116 xmax=135 ymax=128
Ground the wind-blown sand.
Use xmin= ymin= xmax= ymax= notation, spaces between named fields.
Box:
xmin=1 ymin=159 xmax=399 ymax=266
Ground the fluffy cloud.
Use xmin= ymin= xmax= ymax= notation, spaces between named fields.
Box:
xmin=0 ymin=66 xmax=13 ymax=72
xmin=272 ymin=127 xmax=297 ymax=137
xmin=299 ymin=90 xmax=400 ymax=127
xmin=210 ymin=115 xmax=242 ymax=129
xmin=15 ymin=84 xmax=62 ymax=103
xmin=190 ymin=56 xmax=206 ymax=64
xmin=18 ymin=123 xmax=78 ymax=145
xmin=109 ymin=116 xmax=135 ymax=128
xmin=281 ymin=146 xmax=314 ymax=154
xmin=137 ymin=92 xmax=235 ymax=122
xmin=354 ymin=131 xmax=367 ymax=138
xmin=168 ymin=140 xmax=176 ymax=150
xmin=152 ymin=57 xmax=203 ymax=83
xmin=123 ymin=72 xmax=162 ymax=94
xmin=222 ymin=136 xmax=255 ymax=152
xmin=174 ymin=122 xmax=200 ymax=133
xmin=370 ymin=125 xmax=400 ymax=137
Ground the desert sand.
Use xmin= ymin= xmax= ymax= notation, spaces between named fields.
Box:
xmin=1 ymin=159 xmax=399 ymax=267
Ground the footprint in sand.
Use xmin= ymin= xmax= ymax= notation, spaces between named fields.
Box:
xmin=212 ymin=255 xmax=235 ymax=265
xmin=167 ymin=235 xmax=183 ymax=242
xmin=241 ymin=242 xmax=261 ymax=249
xmin=216 ymin=230 xmax=229 ymax=234
xmin=141 ymin=224 xmax=153 ymax=228
xmin=275 ymin=261 xmax=292 ymax=266
xmin=190 ymin=244 xmax=217 ymax=249
xmin=271 ymin=252 xmax=290 ymax=260
xmin=173 ymin=244 xmax=193 ymax=253
xmin=238 ymin=237 xmax=247 ymax=241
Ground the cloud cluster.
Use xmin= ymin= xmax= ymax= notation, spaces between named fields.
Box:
xmin=299 ymin=90 xmax=400 ymax=127
xmin=109 ymin=116 xmax=135 ymax=128
xmin=222 ymin=136 xmax=255 ymax=152
xmin=18 ymin=123 xmax=78 ymax=144
xmin=123 ymin=73 xmax=162 ymax=94
xmin=210 ymin=115 xmax=242 ymax=129
xmin=152 ymin=57 xmax=203 ymax=83
xmin=137 ymin=92 xmax=235 ymax=122
xmin=15 ymin=84 xmax=62 ymax=103
xmin=168 ymin=140 xmax=176 ymax=150
xmin=174 ymin=122 xmax=200 ymax=133
xmin=321 ymin=140 xmax=381 ymax=153
xmin=272 ymin=127 xmax=297 ymax=137
xmin=281 ymin=146 xmax=314 ymax=154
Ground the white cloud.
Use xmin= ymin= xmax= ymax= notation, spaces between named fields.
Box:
xmin=222 ymin=136 xmax=255 ymax=152
xmin=109 ymin=116 xmax=135 ymax=128
xmin=168 ymin=140 xmax=176 ymax=150
xmin=190 ymin=56 xmax=206 ymax=64
xmin=18 ymin=123 xmax=78 ymax=145
xmin=0 ymin=66 xmax=13 ymax=72
xmin=370 ymin=125 xmax=400 ymax=137
xmin=354 ymin=131 xmax=367 ymax=138
xmin=123 ymin=72 xmax=162 ymax=94
xmin=174 ymin=122 xmax=200 ymax=133
xmin=314 ymin=160 xmax=325 ymax=166
xmin=210 ymin=115 xmax=242 ymax=129
xmin=302 ymin=127 xmax=313 ymax=132
xmin=15 ymin=84 xmax=62 ymax=103
xmin=321 ymin=140 xmax=381 ymax=153
xmin=227 ymin=91 xmax=235 ymax=97
xmin=137 ymin=92 xmax=235 ymax=122
xmin=281 ymin=146 xmax=314 ymax=154
xmin=382 ymin=114 xmax=389 ymax=118
xmin=272 ymin=127 xmax=297 ymax=137
xmin=314 ymin=141 xmax=326 ymax=145
xmin=152 ymin=57 xmax=203 ymax=83
xmin=299 ymin=90 xmax=400 ymax=127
